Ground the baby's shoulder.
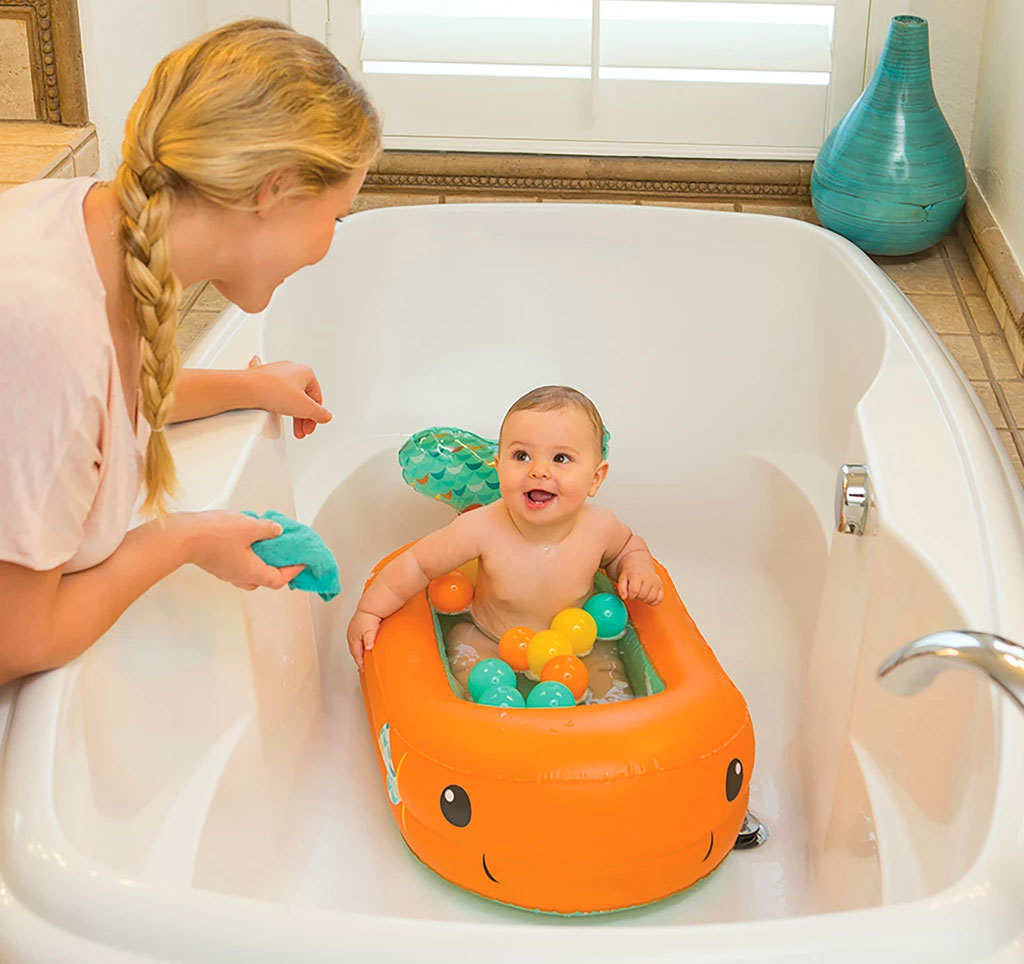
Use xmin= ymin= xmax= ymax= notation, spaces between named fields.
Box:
xmin=578 ymin=503 xmax=625 ymax=536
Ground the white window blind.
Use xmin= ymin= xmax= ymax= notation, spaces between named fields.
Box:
xmin=342 ymin=0 xmax=870 ymax=158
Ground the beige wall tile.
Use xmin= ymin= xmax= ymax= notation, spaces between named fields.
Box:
xmin=0 ymin=19 xmax=34 ymax=120
xmin=179 ymin=281 xmax=204 ymax=311
xmin=980 ymin=334 xmax=1020 ymax=379
xmin=996 ymin=430 xmax=1024 ymax=486
xmin=999 ymin=380 xmax=1024 ymax=429
xmin=73 ymin=132 xmax=100 ymax=176
xmin=1004 ymin=321 xmax=1024 ymax=375
xmin=873 ymin=246 xmax=954 ymax=294
xmin=193 ymin=283 xmax=230 ymax=312
xmin=49 ymin=152 xmax=74 ymax=178
xmin=0 ymin=121 xmax=93 ymax=150
xmin=939 ymin=333 xmax=985 ymax=379
xmin=445 ymin=194 xmax=541 ymax=203
xmin=544 ymin=197 xmax=641 ymax=204
xmin=351 ymin=193 xmax=440 ymax=212
xmin=942 ymin=235 xmax=984 ymax=296
xmin=908 ymin=293 xmax=969 ymax=334
xmin=964 ymin=294 xmax=1002 ymax=335
xmin=0 ymin=144 xmax=71 ymax=181
xmin=636 ymin=198 xmax=734 ymax=211
xmin=971 ymin=380 xmax=1007 ymax=428
xmin=984 ymin=274 xmax=1010 ymax=331
xmin=736 ymin=201 xmax=819 ymax=223
xmin=177 ymin=310 xmax=221 ymax=361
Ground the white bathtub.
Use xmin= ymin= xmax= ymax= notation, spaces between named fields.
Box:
xmin=2 ymin=203 xmax=1024 ymax=963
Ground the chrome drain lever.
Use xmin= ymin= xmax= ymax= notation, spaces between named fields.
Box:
xmin=734 ymin=811 xmax=768 ymax=850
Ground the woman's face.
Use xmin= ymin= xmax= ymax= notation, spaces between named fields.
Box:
xmin=212 ymin=167 xmax=367 ymax=312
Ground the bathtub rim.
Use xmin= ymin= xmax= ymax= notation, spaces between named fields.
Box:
xmin=2 ymin=203 xmax=1024 ymax=961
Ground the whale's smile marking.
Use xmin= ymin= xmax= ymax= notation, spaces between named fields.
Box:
xmin=702 ymin=832 xmax=714 ymax=863
xmin=482 ymin=853 xmax=499 ymax=883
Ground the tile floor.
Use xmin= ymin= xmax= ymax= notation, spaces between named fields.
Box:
xmin=175 ymin=205 xmax=1024 ymax=489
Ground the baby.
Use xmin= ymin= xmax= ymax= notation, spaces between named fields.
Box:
xmin=346 ymin=386 xmax=664 ymax=702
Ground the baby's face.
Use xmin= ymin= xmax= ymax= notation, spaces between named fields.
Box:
xmin=496 ymin=407 xmax=608 ymax=528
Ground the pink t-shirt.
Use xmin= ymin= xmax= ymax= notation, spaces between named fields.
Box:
xmin=0 ymin=177 xmax=149 ymax=574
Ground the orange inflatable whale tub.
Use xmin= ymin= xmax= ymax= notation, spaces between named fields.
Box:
xmin=360 ymin=551 xmax=755 ymax=915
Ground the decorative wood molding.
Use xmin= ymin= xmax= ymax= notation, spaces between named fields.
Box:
xmin=0 ymin=0 xmax=87 ymax=125
xmin=366 ymin=152 xmax=812 ymax=202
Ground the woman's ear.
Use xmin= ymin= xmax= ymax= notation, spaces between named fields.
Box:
xmin=255 ymin=170 xmax=288 ymax=217
xmin=588 ymin=461 xmax=609 ymax=497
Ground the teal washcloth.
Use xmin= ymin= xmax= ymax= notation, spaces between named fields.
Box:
xmin=243 ymin=509 xmax=341 ymax=601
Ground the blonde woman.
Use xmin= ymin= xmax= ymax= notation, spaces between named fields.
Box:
xmin=0 ymin=19 xmax=380 ymax=685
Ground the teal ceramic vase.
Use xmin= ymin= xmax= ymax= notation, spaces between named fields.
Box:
xmin=811 ymin=15 xmax=965 ymax=256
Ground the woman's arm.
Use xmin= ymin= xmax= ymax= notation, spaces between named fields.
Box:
xmin=169 ymin=358 xmax=332 ymax=439
xmin=0 ymin=511 xmax=301 ymax=686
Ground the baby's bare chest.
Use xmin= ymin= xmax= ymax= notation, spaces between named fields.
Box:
xmin=480 ymin=534 xmax=603 ymax=608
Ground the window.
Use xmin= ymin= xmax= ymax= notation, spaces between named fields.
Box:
xmin=336 ymin=0 xmax=870 ymax=158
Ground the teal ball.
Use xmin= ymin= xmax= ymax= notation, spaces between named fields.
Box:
xmin=526 ymin=681 xmax=575 ymax=708
xmin=477 ymin=684 xmax=526 ymax=708
xmin=583 ymin=592 xmax=628 ymax=639
xmin=468 ymin=658 xmax=516 ymax=702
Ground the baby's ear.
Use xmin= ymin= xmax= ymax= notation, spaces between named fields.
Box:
xmin=588 ymin=460 xmax=609 ymax=497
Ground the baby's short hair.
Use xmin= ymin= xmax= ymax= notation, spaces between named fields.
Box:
xmin=501 ymin=385 xmax=606 ymax=459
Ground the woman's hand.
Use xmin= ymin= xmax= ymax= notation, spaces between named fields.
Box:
xmin=179 ymin=511 xmax=305 ymax=590
xmin=247 ymin=355 xmax=332 ymax=439
xmin=347 ymin=610 xmax=382 ymax=671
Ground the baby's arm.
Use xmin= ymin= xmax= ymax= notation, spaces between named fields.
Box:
xmin=599 ymin=510 xmax=664 ymax=606
xmin=347 ymin=510 xmax=484 ymax=669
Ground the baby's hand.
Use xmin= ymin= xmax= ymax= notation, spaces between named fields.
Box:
xmin=618 ymin=567 xmax=664 ymax=606
xmin=347 ymin=610 xmax=382 ymax=670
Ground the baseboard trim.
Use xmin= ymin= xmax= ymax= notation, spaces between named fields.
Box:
xmin=959 ymin=174 xmax=1024 ymax=375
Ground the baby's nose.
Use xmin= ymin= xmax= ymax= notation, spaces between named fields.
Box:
xmin=529 ymin=460 xmax=551 ymax=477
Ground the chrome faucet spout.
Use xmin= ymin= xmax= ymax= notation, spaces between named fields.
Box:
xmin=877 ymin=631 xmax=1024 ymax=713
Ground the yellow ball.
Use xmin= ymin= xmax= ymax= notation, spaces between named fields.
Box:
xmin=526 ymin=629 xmax=573 ymax=680
xmin=550 ymin=608 xmax=598 ymax=657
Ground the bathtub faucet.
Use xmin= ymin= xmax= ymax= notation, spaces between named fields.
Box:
xmin=877 ymin=630 xmax=1024 ymax=714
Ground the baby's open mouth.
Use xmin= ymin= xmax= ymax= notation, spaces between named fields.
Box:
xmin=525 ymin=489 xmax=555 ymax=507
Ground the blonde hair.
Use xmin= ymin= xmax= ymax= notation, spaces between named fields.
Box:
xmin=500 ymin=385 xmax=606 ymax=459
xmin=116 ymin=18 xmax=380 ymax=516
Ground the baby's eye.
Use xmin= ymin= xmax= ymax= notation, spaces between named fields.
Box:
xmin=553 ymin=453 xmax=572 ymax=464
xmin=512 ymin=450 xmax=530 ymax=462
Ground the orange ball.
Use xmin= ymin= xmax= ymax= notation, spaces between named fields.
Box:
xmin=427 ymin=571 xmax=474 ymax=614
xmin=498 ymin=626 xmax=534 ymax=673
xmin=540 ymin=654 xmax=590 ymax=702
xmin=526 ymin=629 xmax=574 ymax=680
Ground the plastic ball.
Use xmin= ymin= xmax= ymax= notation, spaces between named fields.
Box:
xmin=498 ymin=625 xmax=534 ymax=673
xmin=477 ymin=684 xmax=526 ymax=708
xmin=582 ymin=592 xmax=628 ymax=640
xmin=540 ymin=654 xmax=590 ymax=702
xmin=526 ymin=629 xmax=573 ymax=680
xmin=467 ymin=658 xmax=516 ymax=702
xmin=427 ymin=571 xmax=474 ymax=614
xmin=526 ymin=680 xmax=575 ymax=708
xmin=550 ymin=607 xmax=598 ymax=657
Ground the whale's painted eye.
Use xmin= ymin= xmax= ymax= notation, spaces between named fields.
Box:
xmin=440 ymin=785 xmax=471 ymax=826
xmin=726 ymin=759 xmax=744 ymax=802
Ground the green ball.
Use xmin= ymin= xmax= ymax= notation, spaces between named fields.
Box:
xmin=583 ymin=592 xmax=628 ymax=639
xmin=468 ymin=658 xmax=516 ymax=702
xmin=477 ymin=684 xmax=526 ymax=707
xmin=526 ymin=681 xmax=575 ymax=708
